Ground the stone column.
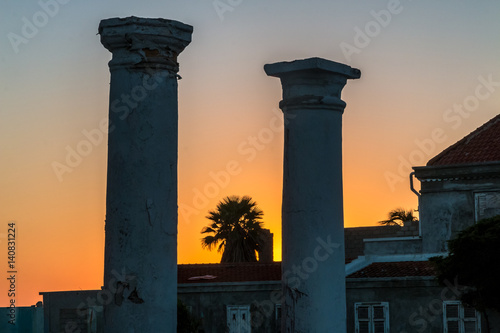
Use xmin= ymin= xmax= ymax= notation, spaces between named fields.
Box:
xmin=264 ymin=58 xmax=360 ymax=332
xmin=99 ymin=17 xmax=192 ymax=332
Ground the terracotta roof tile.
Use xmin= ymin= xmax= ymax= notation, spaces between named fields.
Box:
xmin=178 ymin=262 xmax=281 ymax=284
xmin=347 ymin=261 xmax=436 ymax=278
xmin=427 ymin=114 xmax=500 ymax=166
xmin=179 ymin=259 xmax=354 ymax=284
xmin=178 ymin=259 xmax=436 ymax=283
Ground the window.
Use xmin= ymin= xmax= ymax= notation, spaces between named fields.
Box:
xmin=59 ymin=308 xmax=88 ymax=333
xmin=474 ymin=191 xmax=500 ymax=222
xmin=443 ymin=301 xmax=481 ymax=333
xmin=227 ymin=305 xmax=251 ymax=333
xmin=86 ymin=306 xmax=102 ymax=333
xmin=275 ymin=304 xmax=282 ymax=333
xmin=354 ymin=302 xmax=389 ymax=333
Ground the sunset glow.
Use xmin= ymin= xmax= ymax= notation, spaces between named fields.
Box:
xmin=1 ymin=1 xmax=499 ymax=307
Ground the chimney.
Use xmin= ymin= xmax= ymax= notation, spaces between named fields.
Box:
xmin=265 ymin=57 xmax=360 ymax=332
xmin=258 ymin=228 xmax=274 ymax=262
xmin=99 ymin=17 xmax=192 ymax=332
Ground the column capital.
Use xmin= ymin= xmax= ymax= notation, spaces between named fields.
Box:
xmin=99 ymin=16 xmax=193 ymax=73
xmin=264 ymin=57 xmax=360 ymax=111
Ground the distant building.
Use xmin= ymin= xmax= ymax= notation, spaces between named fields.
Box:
xmin=37 ymin=115 xmax=500 ymax=332
xmin=0 ymin=304 xmax=43 ymax=333
xmin=178 ymin=262 xmax=281 ymax=332
xmin=414 ymin=114 xmax=500 ymax=253
xmin=258 ymin=228 xmax=274 ymax=263
xmin=39 ymin=290 xmax=102 ymax=333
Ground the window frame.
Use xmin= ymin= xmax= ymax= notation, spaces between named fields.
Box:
xmin=443 ymin=300 xmax=481 ymax=333
xmin=474 ymin=190 xmax=500 ymax=222
xmin=354 ymin=302 xmax=390 ymax=333
xmin=226 ymin=305 xmax=251 ymax=333
xmin=275 ymin=304 xmax=282 ymax=333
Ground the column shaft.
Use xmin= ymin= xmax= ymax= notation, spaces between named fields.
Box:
xmin=99 ymin=17 xmax=192 ymax=332
xmin=265 ymin=58 xmax=360 ymax=332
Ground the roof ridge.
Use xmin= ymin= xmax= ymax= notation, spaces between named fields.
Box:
xmin=178 ymin=262 xmax=280 ymax=266
xmin=464 ymin=114 xmax=500 ymax=144
xmin=427 ymin=114 xmax=500 ymax=166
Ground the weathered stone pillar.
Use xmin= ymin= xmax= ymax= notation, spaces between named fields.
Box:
xmin=264 ymin=58 xmax=360 ymax=332
xmin=99 ymin=17 xmax=192 ymax=332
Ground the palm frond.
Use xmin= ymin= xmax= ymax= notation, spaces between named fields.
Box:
xmin=200 ymin=195 xmax=267 ymax=263
xmin=378 ymin=207 xmax=418 ymax=226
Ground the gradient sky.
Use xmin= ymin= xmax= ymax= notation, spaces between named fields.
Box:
xmin=1 ymin=0 xmax=499 ymax=306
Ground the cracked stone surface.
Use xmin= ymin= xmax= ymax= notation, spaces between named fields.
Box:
xmin=100 ymin=16 xmax=192 ymax=333
xmin=266 ymin=57 xmax=360 ymax=332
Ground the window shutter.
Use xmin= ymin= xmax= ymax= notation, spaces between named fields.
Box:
xmin=463 ymin=304 xmax=479 ymax=333
xmin=275 ymin=304 xmax=282 ymax=333
xmin=444 ymin=301 xmax=481 ymax=333
xmin=463 ymin=305 xmax=476 ymax=319
xmin=464 ymin=322 xmax=477 ymax=333
xmin=373 ymin=306 xmax=385 ymax=320
xmin=446 ymin=303 xmax=460 ymax=319
xmin=355 ymin=303 xmax=389 ymax=333
xmin=227 ymin=305 xmax=251 ymax=333
xmin=447 ymin=321 xmax=460 ymax=333
xmin=358 ymin=306 xmax=370 ymax=319
xmin=241 ymin=309 xmax=251 ymax=333
xmin=358 ymin=321 xmax=370 ymax=333
xmin=356 ymin=304 xmax=370 ymax=333
xmin=445 ymin=302 xmax=460 ymax=333
xmin=374 ymin=321 xmax=386 ymax=333
xmin=373 ymin=305 xmax=386 ymax=333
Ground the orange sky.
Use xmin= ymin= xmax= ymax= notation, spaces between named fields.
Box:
xmin=1 ymin=1 xmax=500 ymax=307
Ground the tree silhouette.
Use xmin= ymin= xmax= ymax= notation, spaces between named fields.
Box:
xmin=201 ymin=195 xmax=265 ymax=263
xmin=378 ymin=208 xmax=418 ymax=226
xmin=177 ymin=299 xmax=201 ymax=333
xmin=430 ymin=215 xmax=500 ymax=332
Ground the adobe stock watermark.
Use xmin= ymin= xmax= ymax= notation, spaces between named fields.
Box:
xmin=384 ymin=74 xmax=500 ymax=192
xmin=6 ymin=221 xmax=17 ymax=326
xmin=251 ymin=235 xmax=340 ymax=328
xmin=179 ymin=108 xmax=295 ymax=224
xmin=212 ymin=0 xmax=244 ymax=21
xmin=401 ymin=277 xmax=466 ymax=333
xmin=7 ymin=0 xmax=73 ymax=54
xmin=51 ymin=67 xmax=169 ymax=182
xmin=63 ymin=268 xmax=136 ymax=333
xmin=340 ymin=0 xmax=409 ymax=62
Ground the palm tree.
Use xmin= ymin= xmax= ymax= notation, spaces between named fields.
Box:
xmin=378 ymin=208 xmax=418 ymax=226
xmin=201 ymin=195 xmax=265 ymax=263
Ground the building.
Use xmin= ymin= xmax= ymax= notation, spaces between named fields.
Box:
xmin=0 ymin=304 xmax=43 ymax=333
xmin=37 ymin=115 xmax=500 ymax=332
xmin=39 ymin=291 xmax=102 ymax=333
xmin=414 ymin=114 xmax=500 ymax=253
